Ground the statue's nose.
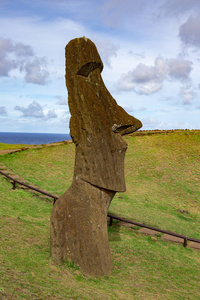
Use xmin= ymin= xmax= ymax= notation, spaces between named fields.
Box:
xmin=112 ymin=122 xmax=142 ymax=135
xmin=75 ymin=62 xmax=143 ymax=136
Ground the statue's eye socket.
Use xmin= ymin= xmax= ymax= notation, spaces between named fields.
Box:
xmin=76 ymin=62 xmax=103 ymax=77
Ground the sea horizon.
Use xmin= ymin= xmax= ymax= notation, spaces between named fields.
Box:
xmin=0 ymin=132 xmax=71 ymax=145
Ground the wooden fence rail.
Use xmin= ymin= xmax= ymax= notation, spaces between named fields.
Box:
xmin=1 ymin=169 xmax=200 ymax=248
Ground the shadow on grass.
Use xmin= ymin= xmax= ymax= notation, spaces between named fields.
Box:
xmin=108 ymin=220 xmax=121 ymax=242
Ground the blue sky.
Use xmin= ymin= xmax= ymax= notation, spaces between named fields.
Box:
xmin=0 ymin=0 xmax=200 ymax=133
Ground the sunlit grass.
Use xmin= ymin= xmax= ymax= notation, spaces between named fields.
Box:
xmin=0 ymin=130 xmax=200 ymax=299
xmin=0 ymin=143 xmax=30 ymax=150
xmin=1 ymin=131 xmax=200 ymax=238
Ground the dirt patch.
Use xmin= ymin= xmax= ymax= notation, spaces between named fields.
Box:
xmin=0 ymin=146 xmax=41 ymax=155
xmin=139 ymin=228 xmax=160 ymax=236
xmin=0 ymin=149 xmax=22 ymax=155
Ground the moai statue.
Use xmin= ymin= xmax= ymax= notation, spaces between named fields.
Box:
xmin=50 ymin=37 xmax=142 ymax=276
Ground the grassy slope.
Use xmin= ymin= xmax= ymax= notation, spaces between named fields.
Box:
xmin=0 ymin=130 xmax=200 ymax=299
xmin=115 ymin=130 xmax=200 ymax=238
xmin=0 ymin=143 xmax=30 ymax=150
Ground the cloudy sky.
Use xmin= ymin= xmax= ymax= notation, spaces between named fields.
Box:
xmin=0 ymin=0 xmax=200 ymax=133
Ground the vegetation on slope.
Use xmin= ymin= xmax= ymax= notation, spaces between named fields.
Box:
xmin=0 ymin=143 xmax=30 ymax=151
xmin=0 ymin=130 xmax=200 ymax=299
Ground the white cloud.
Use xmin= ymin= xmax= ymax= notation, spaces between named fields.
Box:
xmin=0 ymin=37 xmax=33 ymax=58
xmin=131 ymin=64 xmax=157 ymax=84
xmin=180 ymin=88 xmax=196 ymax=104
xmin=168 ymin=58 xmax=192 ymax=81
xmin=55 ymin=96 xmax=68 ymax=105
xmin=0 ymin=37 xmax=49 ymax=84
xmin=138 ymin=82 xmax=162 ymax=95
xmin=24 ymin=58 xmax=49 ymax=85
xmin=179 ymin=14 xmax=200 ymax=48
xmin=118 ymin=57 xmax=167 ymax=94
xmin=0 ymin=106 xmax=7 ymax=115
xmin=14 ymin=100 xmax=59 ymax=120
xmin=46 ymin=109 xmax=57 ymax=119
xmin=117 ymin=56 xmax=192 ymax=94
xmin=15 ymin=101 xmax=45 ymax=118
xmin=0 ymin=38 xmax=20 ymax=76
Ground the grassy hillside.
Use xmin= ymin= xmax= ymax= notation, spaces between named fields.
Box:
xmin=0 ymin=143 xmax=30 ymax=151
xmin=0 ymin=130 xmax=200 ymax=299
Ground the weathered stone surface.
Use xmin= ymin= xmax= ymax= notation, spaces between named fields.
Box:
xmin=66 ymin=37 xmax=142 ymax=191
xmin=50 ymin=179 xmax=115 ymax=276
xmin=50 ymin=37 xmax=142 ymax=276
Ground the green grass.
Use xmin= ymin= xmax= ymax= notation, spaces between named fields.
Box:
xmin=0 ymin=143 xmax=75 ymax=195
xmin=1 ymin=130 xmax=199 ymax=237
xmin=0 ymin=143 xmax=30 ymax=150
xmin=0 ymin=130 xmax=200 ymax=299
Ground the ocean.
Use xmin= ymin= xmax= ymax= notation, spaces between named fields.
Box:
xmin=0 ymin=132 xmax=71 ymax=145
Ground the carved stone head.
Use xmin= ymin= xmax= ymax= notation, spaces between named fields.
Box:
xmin=65 ymin=37 xmax=142 ymax=192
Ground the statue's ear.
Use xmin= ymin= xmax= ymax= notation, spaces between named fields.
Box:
xmin=76 ymin=62 xmax=103 ymax=77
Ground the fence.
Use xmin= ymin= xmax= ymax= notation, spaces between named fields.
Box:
xmin=0 ymin=170 xmax=58 ymax=203
xmin=1 ymin=169 xmax=200 ymax=248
